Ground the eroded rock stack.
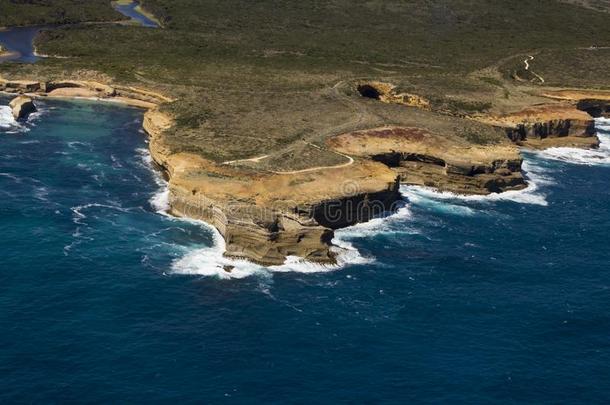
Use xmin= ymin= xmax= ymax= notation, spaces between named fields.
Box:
xmin=9 ymin=96 xmax=36 ymax=120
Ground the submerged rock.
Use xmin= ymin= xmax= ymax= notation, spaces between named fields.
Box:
xmin=9 ymin=96 xmax=36 ymax=120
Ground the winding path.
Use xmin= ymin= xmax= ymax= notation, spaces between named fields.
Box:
xmin=524 ymin=55 xmax=545 ymax=84
xmin=270 ymin=142 xmax=354 ymax=175
xmin=222 ymin=155 xmax=270 ymax=165
xmin=223 ymin=80 xmax=365 ymax=174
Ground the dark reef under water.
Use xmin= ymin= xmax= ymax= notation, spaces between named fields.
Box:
xmin=1 ymin=95 xmax=610 ymax=402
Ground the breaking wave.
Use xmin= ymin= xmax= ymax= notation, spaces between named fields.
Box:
xmin=534 ymin=118 xmax=610 ymax=166
xmin=136 ymin=147 xmax=170 ymax=213
xmin=0 ymin=103 xmax=44 ymax=133
xmin=169 ymin=199 xmax=423 ymax=279
xmin=401 ymin=159 xmax=552 ymax=208
xmin=157 ymin=119 xmax=610 ymax=279
xmin=0 ymin=105 xmax=25 ymax=133
xmin=170 ymin=218 xmax=375 ymax=280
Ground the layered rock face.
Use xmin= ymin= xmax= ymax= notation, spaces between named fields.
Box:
xmin=0 ymin=77 xmax=172 ymax=108
xmin=169 ymin=184 xmax=400 ymax=265
xmin=169 ymin=173 xmax=401 ymax=265
xmin=485 ymin=104 xmax=600 ymax=149
xmin=9 ymin=95 xmax=36 ymax=120
xmin=328 ymin=126 xmax=526 ymax=195
xmin=143 ymin=109 xmax=402 ymax=265
xmin=505 ymin=119 xmax=597 ymax=145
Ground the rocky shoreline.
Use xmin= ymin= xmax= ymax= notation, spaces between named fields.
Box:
xmin=2 ymin=76 xmax=609 ymax=266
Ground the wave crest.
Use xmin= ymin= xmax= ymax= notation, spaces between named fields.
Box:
xmin=400 ymin=160 xmax=551 ymax=207
xmin=534 ymin=118 xmax=610 ymax=166
xmin=0 ymin=105 xmax=26 ymax=133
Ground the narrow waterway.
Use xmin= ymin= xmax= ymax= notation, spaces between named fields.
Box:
xmin=112 ymin=0 xmax=159 ymax=28
xmin=0 ymin=26 xmax=43 ymax=63
xmin=0 ymin=1 xmax=158 ymax=65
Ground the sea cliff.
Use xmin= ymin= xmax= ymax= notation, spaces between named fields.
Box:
xmin=3 ymin=74 xmax=609 ymax=265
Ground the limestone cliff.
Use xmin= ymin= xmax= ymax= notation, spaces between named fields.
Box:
xmin=327 ymin=126 xmax=526 ymax=195
xmin=481 ymin=104 xmax=600 ymax=149
xmin=0 ymin=77 xmax=171 ymax=108
xmin=9 ymin=95 xmax=36 ymax=120
xmin=6 ymin=72 xmax=608 ymax=266
xmin=142 ymin=109 xmax=402 ymax=265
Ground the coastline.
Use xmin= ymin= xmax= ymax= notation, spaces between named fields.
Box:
xmin=2 ymin=74 xmax=609 ymax=268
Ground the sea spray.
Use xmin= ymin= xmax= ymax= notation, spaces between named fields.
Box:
xmin=535 ymin=118 xmax=610 ymax=166
xmin=136 ymin=147 xmax=171 ymax=213
xmin=169 ymin=217 xmax=373 ymax=279
xmin=401 ymin=159 xmax=552 ymax=208
xmin=0 ymin=105 xmax=22 ymax=132
xmin=0 ymin=103 xmax=44 ymax=133
xmin=166 ymin=158 xmax=554 ymax=279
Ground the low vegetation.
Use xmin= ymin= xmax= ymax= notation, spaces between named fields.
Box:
xmin=0 ymin=0 xmax=124 ymax=26
xmin=1 ymin=0 xmax=610 ymax=166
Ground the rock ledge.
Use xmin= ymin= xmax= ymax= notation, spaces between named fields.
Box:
xmin=9 ymin=96 xmax=36 ymax=120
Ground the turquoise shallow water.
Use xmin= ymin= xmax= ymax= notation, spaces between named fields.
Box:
xmin=1 ymin=95 xmax=610 ymax=402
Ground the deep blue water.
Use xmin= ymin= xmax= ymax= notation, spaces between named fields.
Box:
xmin=112 ymin=1 xmax=159 ymax=28
xmin=1 ymin=95 xmax=610 ymax=403
xmin=0 ymin=26 xmax=43 ymax=63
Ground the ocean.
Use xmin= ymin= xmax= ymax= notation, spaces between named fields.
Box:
xmin=1 ymin=95 xmax=609 ymax=402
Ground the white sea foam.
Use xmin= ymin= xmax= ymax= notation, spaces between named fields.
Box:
xmin=161 ymin=119 xmax=610 ymax=279
xmin=333 ymin=203 xmax=415 ymax=239
xmin=169 ymin=200 xmax=424 ymax=279
xmin=0 ymin=172 xmax=22 ymax=183
xmin=70 ymin=202 xmax=131 ymax=225
xmin=401 ymin=159 xmax=551 ymax=207
xmin=402 ymin=190 xmax=477 ymax=216
xmin=534 ymin=118 xmax=610 ymax=166
xmin=0 ymin=104 xmax=44 ymax=133
xmin=150 ymin=186 xmax=171 ymax=212
xmin=0 ymin=105 xmax=25 ymax=133
xmin=170 ymin=218 xmax=371 ymax=279
xmin=136 ymin=147 xmax=171 ymax=213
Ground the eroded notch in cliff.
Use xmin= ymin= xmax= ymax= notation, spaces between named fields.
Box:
xmin=577 ymin=100 xmax=610 ymax=118
xmin=371 ymin=152 xmax=446 ymax=168
xmin=357 ymin=84 xmax=382 ymax=100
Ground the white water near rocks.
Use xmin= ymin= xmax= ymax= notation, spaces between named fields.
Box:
xmin=401 ymin=159 xmax=553 ymax=208
xmin=136 ymin=147 xmax=171 ymax=213
xmin=160 ymin=118 xmax=610 ymax=279
xmin=535 ymin=118 xmax=610 ymax=166
xmin=0 ymin=103 xmax=44 ymax=133
xmin=170 ymin=220 xmax=377 ymax=280
xmin=0 ymin=106 xmax=19 ymax=132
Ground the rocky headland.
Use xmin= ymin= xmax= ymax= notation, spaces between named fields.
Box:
xmin=2 ymin=73 xmax=609 ymax=266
